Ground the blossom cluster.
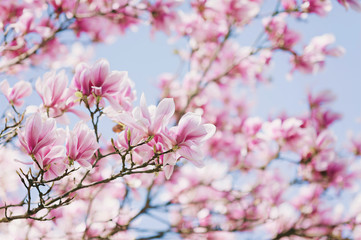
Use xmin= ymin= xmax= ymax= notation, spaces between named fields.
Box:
xmin=0 ymin=0 xmax=360 ymax=239
xmin=1 ymin=59 xmax=215 ymax=183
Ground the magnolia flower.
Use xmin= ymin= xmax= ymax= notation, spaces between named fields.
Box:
xmin=118 ymin=94 xmax=175 ymax=137
xmin=0 ymin=80 xmax=32 ymax=107
xmin=220 ymin=0 xmax=260 ymax=25
xmin=18 ymin=113 xmax=58 ymax=155
xmin=163 ymin=112 xmax=216 ymax=179
xmin=147 ymin=0 xmax=180 ymax=34
xmin=66 ymin=122 xmax=99 ymax=167
xmin=34 ymin=70 xmax=90 ymax=123
xmin=262 ymin=118 xmax=303 ymax=141
xmin=35 ymin=145 xmax=67 ymax=180
xmin=291 ymin=34 xmax=344 ymax=74
xmin=263 ymin=13 xmax=301 ymax=50
xmin=302 ymin=0 xmax=332 ymax=16
xmin=349 ymin=134 xmax=361 ymax=155
xmin=307 ymin=89 xmax=336 ymax=108
xmin=115 ymin=127 xmax=156 ymax=165
xmin=106 ymin=74 xmax=136 ymax=112
xmin=72 ymin=59 xmax=127 ymax=105
xmin=36 ymin=70 xmax=68 ymax=108
xmin=11 ymin=9 xmax=35 ymax=34
xmin=72 ymin=62 xmax=93 ymax=96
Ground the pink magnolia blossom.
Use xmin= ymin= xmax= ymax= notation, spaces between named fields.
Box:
xmin=312 ymin=109 xmax=342 ymax=131
xmin=72 ymin=5 xmax=140 ymax=40
xmin=242 ymin=117 xmax=263 ymax=136
xmin=299 ymin=129 xmax=336 ymax=159
xmin=11 ymin=9 xmax=35 ymax=34
xmin=281 ymin=0 xmax=297 ymax=11
xmin=34 ymin=145 xmax=67 ymax=180
xmin=220 ymin=0 xmax=260 ymax=26
xmin=0 ymin=1 xmax=25 ymax=29
xmin=213 ymin=43 xmax=271 ymax=85
xmin=66 ymin=122 xmax=99 ymax=167
xmin=262 ymin=118 xmax=305 ymax=149
xmin=36 ymin=70 xmax=68 ymax=108
xmin=163 ymin=112 xmax=216 ymax=178
xmin=73 ymin=17 xmax=117 ymax=42
xmin=35 ymin=70 xmax=88 ymax=123
xmin=287 ymin=184 xmax=347 ymax=236
xmin=177 ymin=11 xmax=229 ymax=43
xmin=105 ymin=72 xmax=136 ymax=112
xmin=174 ymin=113 xmax=216 ymax=150
xmin=72 ymin=60 xmax=104 ymax=96
xmin=291 ymin=34 xmax=345 ymax=74
xmin=307 ymin=150 xmax=356 ymax=187
xmin=263 ymin=13 xmax=301 ymax=50
xmin=301 ymin=0 xmax=332 ymax=16
xmin=0 ymin=80 xmax=32 ymax=107
xmin=72 ymin=59 xmax=127 ymax=106
xmin=18 ymin=113 xmax=58 ymax=155
xmin=147 ymin=0 xmax=180 ymax=34
xmin=117 ymin=94 xmax=175 ymax=137
xmin=116 ymin=127 xmax=145 ymax=150
xmin=314 ymin=130 xmax=337 ymax=151
xmin=349 ymin=134 xmax=361 ymax=155
xmin=115 ymin=127 xmax=155 ymax=165
xmin=307 ymin=89 xmax=336 ymax=109
xmin=48 ymin=0 xmax=78 ymax=15
xmin=1 ymin=38 xmax=28 ymax=67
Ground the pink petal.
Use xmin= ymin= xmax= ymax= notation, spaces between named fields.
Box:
xmin=164 ymin=164 xmax=175 ymax=180
xmin=152 ymin=98 xmax=175 ymax=133
xmin=178 ymin=143 xmax=204 ymax=167
xmin=202 ymin=124 xmax=216 ymax=141
xmin=91 ymin=59 xmax=110 ymax=87
xmin=140 ymin=94 xmax=151 ymax=123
